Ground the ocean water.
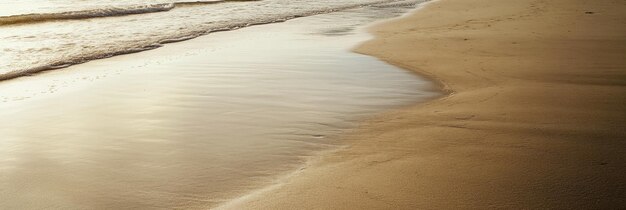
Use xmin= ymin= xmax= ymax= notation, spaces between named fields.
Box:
xmin=0 ymin=0 xmax=421 ymax=80
xmin=1 ymin=1 xmax=434 ymax=209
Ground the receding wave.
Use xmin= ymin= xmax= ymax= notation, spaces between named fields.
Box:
xmin=0 ymin=0 xmax=421 ymax=82
xmin=175 ymin=0 xmax=259 ymax=7
xmin=0 ymin=0 xmax=259 ymax=26
xmin=0 ymin=44 xmax=162 ymax=81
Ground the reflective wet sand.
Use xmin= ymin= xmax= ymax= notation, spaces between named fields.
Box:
xmin=0 ymin=6 xmax=437 ymax=209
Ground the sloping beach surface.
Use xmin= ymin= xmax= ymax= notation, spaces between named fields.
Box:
xmin=224 ymin=0 xmax=626 ymax=209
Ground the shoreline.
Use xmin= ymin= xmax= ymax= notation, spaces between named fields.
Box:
xmin=214 ymin=5 xmax=444 ymax=208
xmin=354 ymin=0 xmax=451 ymax=95
xmin=0 ymin=5 xmax=437 ymax=209
xmin=225 ymin=0 xmax=626 ymax=208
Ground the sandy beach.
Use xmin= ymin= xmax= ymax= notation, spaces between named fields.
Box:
xmin=224 ymin=0 xmax=626 ymax=209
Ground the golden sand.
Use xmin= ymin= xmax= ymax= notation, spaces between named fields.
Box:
xmin=224 ymin=0 xmax=626 ymax=208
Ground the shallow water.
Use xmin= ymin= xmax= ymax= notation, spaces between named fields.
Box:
xmin=0 ymin=3 xmax=436 ymax=209
xmin=0 ymin=0 xmax=422 ymax=80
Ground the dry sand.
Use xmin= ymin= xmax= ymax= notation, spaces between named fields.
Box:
xmin=222 ymin=0 xmax=626 ymax=209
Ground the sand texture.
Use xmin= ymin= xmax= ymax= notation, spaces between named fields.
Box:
xmin=223 ymin=0 xmax=626 ymax=209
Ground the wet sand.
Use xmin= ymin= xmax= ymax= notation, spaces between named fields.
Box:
xmin=226 ymin=0 xmax=626 ymax=209
xmin=0 ymin=5 xmax=437 ymax=209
